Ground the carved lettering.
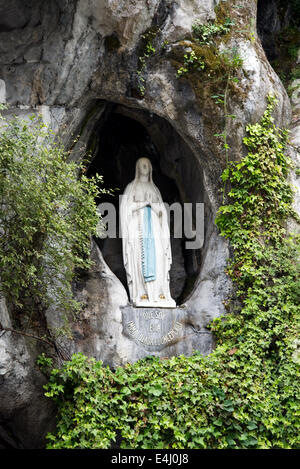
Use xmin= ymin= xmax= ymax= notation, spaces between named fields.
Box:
xmin=142 ymin=310 xmax=166 ymax=321
xmin=149 ymin=322 xmax=161 ymax=333
xmin=126 ymin=320 xmax=183 ymax=346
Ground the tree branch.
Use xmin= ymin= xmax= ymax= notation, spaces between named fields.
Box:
xmin=0 ymin=322 xmax=54 ymax=347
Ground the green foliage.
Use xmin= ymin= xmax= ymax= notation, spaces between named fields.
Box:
xmin=175 ymin=12 xmax=243 ymax=166
xmin=42 ymin=98 xmax=300 ymax=449
xmin=0 ymin=109 xmax=105 ymax=329
xmin=288 ymin=45 xmax=299 ymax=60
xmin=177 ymin=50 xmax=205 ymax=77
xmin=176 ymin=10 xmax=241 ymax=80
xmin=217 ymin=95 xmax=298 ymax=255
xmin=210 ymin=45 xmax=243 ymax=200
xmin=291 ymin=0 xmax=300 ymax=22
xmin=192 ymin=17 xmax=234 ymax=45
xmin=176 ymin=43 xmax=242 ymax=82
xmin=220 ymin=46 xmax=243 ymax=70
xmin=37 ymin=353 xmax=53 ymax=375
xmin=291 ymin=65 xmax=300 ymax=81
xmin=137 ymin=29 xmax=159 ymax=96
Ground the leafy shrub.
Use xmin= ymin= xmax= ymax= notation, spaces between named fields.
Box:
xmin=0 ymin=108 xmax=104 ymax=328
xmin=42 ymin=97 xmax=300 ymax=449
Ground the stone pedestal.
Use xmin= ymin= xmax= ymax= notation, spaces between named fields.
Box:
xmin=122 ymin=306 xmax=186 ymax=351
xmin=133 ymin=298 xmax=176 ymax=308
xmin=122 ymin=305 xmax=215 ymax=357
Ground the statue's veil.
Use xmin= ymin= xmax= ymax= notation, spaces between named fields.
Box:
xmin=134 ymin=157 xmax=153 ymax=183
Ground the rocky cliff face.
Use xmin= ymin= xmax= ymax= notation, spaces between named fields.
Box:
xmin=0 ymin=0 xmax=299 ymax=448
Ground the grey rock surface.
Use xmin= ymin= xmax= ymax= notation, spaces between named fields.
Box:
xmin=0 ymin=297 xmax=56 ymax=448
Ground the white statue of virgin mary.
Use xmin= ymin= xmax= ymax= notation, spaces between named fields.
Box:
xmin=120 ymin=157 xmax=176 ymax=308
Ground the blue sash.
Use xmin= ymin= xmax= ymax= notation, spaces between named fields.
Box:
xmin=142 ymin=205 xmax=156 ymax=282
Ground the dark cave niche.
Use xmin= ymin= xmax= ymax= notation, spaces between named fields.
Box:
xmin=257 ymin=0 xmax=289 ymax=62
xmin=86 ymin=103 xmax=208 ymax=305
xmin=257 ymin=0 xmax=300 ymax=85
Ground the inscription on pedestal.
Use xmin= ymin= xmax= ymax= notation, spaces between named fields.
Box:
xmin=122 ymin=306 xmax=187 ymax=351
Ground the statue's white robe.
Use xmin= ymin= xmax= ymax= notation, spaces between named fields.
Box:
xmin=120 ymin=178 xmax=175 ymax=308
